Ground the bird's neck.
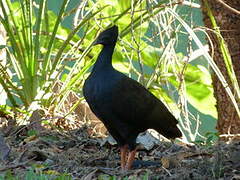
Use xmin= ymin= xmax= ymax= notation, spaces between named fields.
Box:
xmin=92 ymin=44 xmax=115 ymax=72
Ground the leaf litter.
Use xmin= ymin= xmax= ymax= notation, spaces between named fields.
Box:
xmin=0 ymin=105 xmax=240 ymax=179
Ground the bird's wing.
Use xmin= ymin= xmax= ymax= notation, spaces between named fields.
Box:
xmin=110 ymin=75 xmax=160 ymax=126
xmin=110 ymin=75 xmax=181 ymax=138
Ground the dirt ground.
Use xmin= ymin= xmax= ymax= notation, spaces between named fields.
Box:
xmin=0 ymin=108 xmax=240 ymax=180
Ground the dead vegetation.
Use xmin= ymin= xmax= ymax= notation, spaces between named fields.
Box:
xmin=0 ymin=105 xmax=240 ymax=179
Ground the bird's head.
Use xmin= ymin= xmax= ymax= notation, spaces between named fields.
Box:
xmin=93 ymin=25 xmax=118 ymax=46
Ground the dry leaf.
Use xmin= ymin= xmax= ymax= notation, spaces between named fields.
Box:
xmin=28 ymin=109 xmax=45 ymax=131
xmin=161 ymin=151 xmax=192 ymax=169
xmin=24 ymin=135 xmax=38 ymax=143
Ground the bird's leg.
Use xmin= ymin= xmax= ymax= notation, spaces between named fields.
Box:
xmin=120 ymin=145 xmax=128 ymax=170
xmin=125 ymin=149 xmax=137 ymax=170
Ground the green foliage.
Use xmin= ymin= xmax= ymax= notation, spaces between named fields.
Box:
xmin=0 ymin=105 xmax=13 ymax=117
xmin=0 ymin=169 xmax=72 ymax=180
xmin=170 ymin=5 xmax=240 ymax=119
xmin=98 ymin=175 xmax=117 ymax=180
xmin=0 ymin=0 xmax=219 ymax=142
xmin=27 ymin=129 xmax=38 ymax=137
xmin=0 ymin=0 xmax=107 ymax=112
xmin=169 ymin=63 xmax=217 ymax=118
xmin=194 ymin=132 xmax=219 ymax=146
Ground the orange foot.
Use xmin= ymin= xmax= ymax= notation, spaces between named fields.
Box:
xmin=120 ymin=145 xmax=137 ymax=170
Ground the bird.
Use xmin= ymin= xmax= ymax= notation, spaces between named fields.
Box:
xmin=83 ymin=25 xmax=182 ymax=170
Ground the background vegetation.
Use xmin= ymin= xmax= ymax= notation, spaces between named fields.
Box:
xmin=0 ymin=0 xmax=218 ymax=142
xmin=3 ymin=0 xmax=239 ymax=178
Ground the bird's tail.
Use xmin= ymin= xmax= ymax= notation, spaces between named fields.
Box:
xmin=156 ymin=125 xmax=182 ymax=139
xmin=166 ymin=126 xmax=182 ymax=139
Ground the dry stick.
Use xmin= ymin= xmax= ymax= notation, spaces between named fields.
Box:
xmin=219 ymin=133 xmax=240 ymax=137
xmin=162 ymin=166 xmax=172 ymax=176
xmin=215 ymin=0 xmax=240 ymax=15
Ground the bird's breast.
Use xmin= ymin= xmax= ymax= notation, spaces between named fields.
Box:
xmin=83 ymin=72 xmax=119 ymax=105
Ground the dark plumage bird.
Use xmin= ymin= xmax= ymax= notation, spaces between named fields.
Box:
xmin=83 ymin=25 xmax=182 ymax=170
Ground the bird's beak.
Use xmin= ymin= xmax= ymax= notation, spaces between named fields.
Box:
xmin=92 ymin=39 xmax=101 ymax=46
xmin=92 ymin=40 xmax=98 ymax=46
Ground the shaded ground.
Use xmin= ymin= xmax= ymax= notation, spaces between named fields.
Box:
xmin=0 ymin=109 xmax=240 ymax=179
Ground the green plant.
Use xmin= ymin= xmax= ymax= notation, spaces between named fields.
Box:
xmin=0 ymin=0 xmax=220 ymax=142
xmin=0 ymin=169 xmax=72 ymax=180
xmin=194 ymin=132 xmax=219 ymax=146
xmin=0 ymin=0 xmax=106 ymax=112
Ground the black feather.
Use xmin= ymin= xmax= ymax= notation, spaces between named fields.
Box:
xmin=83 ymin=25 xmax=182 ymax=151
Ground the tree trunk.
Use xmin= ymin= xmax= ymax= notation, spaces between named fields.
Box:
xmin=201 ymin=0 xmax=240 ymax=138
